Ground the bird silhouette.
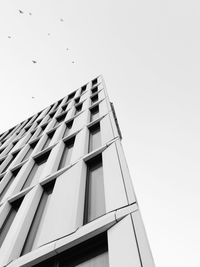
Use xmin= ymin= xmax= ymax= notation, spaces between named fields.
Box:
xmin=48 ymin=33 xmax=51 ymax=36
xmin=32 ymin=96 xmax=35 ymax=99
xmin=29 ymin=12 xmax=32 ymax=15
xmin=66 ymin=48 xmax=69 ymax=51
xmin=19 ymin=10 xmax=24 ymax=14
xmin=32 ymin=60 xmax=37 ymax=64
xmin=8 ymin=36 xmax=11 ymax=39
xmin=60 ymin=18 xmax=64 ymax=22
xmin=72 ymin=61 xmax=75 ymax=64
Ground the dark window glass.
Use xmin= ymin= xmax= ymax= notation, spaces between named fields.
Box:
xmin=75 ymin=97 xmax=80 ymax=104
xmin=58 ymin=138 xmax=75 ymax=170
xmin=91 ymin=86 xmax=98 ymax=94
xmin=89 ymin=123 xmax=101 ymax=152
xmin=90 ymin=105 xmax=99 ymax=122
xmin=67 ymin=92 xmax=76 ymax=101
xmin=75 ymin=103 xmax=83 ymax=115
xmin=63 ymin=120 xmax=73 ymax=138
xmin=91 ymin=94 xmax=99 ymax=104
xmin=92 ymin=78 xmax=98 ymax=86
xmin=55 ymin=113 xmax=67 ymax=126
xmin=22 ymin=151 xmax=50 ymax=190
xmin=0 ymin=197 xmax=23 ymax=247
xmin=21 ymin=182 xmax=55 ymax=255
xmin=84 ymin=155 xmax=105 ymax=223
xmin=49 ymin=111 xmax=56 ymax=119
xmin=41 ymin=123 xmax=48 ymax=132
xmin=43 ymin=130 xmax=55 ymax=150
xmin=0 ymin=168 xmax=21 ymax=202
xmin=62 ymin=103 xmax=68 ymax=112
xmin=34 ymin=232 xmax=109 ymax=267
xmin=81 ymin=85 xmax=87 ymax=94
xmin=22 ymin=141 xmax=38 ymax=162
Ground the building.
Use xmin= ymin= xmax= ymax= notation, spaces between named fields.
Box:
xmin=0 ymin=76 xmax=155 ymax=267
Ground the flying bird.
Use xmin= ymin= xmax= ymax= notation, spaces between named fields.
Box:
xmin=32 ymin=60 xmax=37 ymax=64
xmin=19 ymin=10 xmax=24 ymax=14
xmin=72 ymin=61 xmax=75 ymax=64
xmin=31 ymin=96 xmax=35 ymax=99
xmin=8 ymin=36 xmax=11 ymax=39
xmin=48 ymin=33 xmax=51 ymax=36
xmin=29 ymin=12 xmax=32 ymax=15
xmin=66 ymin=48 xmax=69 ymax=51
xmin=60 ymin=18 xmax=64 ymax=22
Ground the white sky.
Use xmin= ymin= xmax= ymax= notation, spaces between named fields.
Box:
xmin=0 ymin=1 xmax=200 ymax=266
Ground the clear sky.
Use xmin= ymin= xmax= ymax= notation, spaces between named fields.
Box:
xmin=0 ymin=1 xmax=200 ymax=266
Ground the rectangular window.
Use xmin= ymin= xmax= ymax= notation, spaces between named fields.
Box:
xmin=22 ymin=151 xmax=50 ymax=190
xmin=67 ymin=92 xmax=76 ymax=101
xmin=0 ymin=197 xmax=23 ymax=247
xmin=58 ymin=137 xmax=75 ymax=170
xmin=84 ymin=154 xmax=105 ymax=223
xmin=91 ymin=94 xmax=99 ymax=105
xmin=92 ymin=86 xmax=98 ymax=94
xmin=34 ymin=232 xmax=109 ymax=267
xmin=62 ymin=103 xmax=68 ymax=112
xmin=75 ymin=97 xmax=80 ymax=104
xmin=22 ymin=140 xmax=38 ymax=162
xmin=55 ymin=113 xmax=67 ymax=126
xmin=0 ymin=167 xmax=21 ymax=202
xmin=81 ymin=85 xmax=87 ymax=94
xmin=63 ymin=120 xmax=73 ymax=139
xmin=89 ymin=123 xmax=101 ymax=152
xmin=21 ymin=182 xmax=55 ymax=255
xmin=90 ymin=105 xmax=99 ymax=122
xmin=75 ymin=103 xmax=82 ymax=115
xmin=43 ymin=130 xmax=55 ymax=150
xmin=92 ymin=78 xmax=98 ymax=86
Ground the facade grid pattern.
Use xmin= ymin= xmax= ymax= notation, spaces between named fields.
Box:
xmin=0 ymin=76 xmax=155 ymax=267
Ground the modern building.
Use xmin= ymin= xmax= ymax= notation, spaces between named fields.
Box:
xmin=0 ymin=76 xmax=155 ymax=267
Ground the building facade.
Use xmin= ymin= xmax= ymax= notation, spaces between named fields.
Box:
xmin=0 ymin=76 xmax=155 ymax=267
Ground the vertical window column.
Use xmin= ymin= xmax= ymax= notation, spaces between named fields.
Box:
xmin=58 ymin=137 xmax=75 ymax=170
xmin=84 ymin=154 xmax=106 ymax=223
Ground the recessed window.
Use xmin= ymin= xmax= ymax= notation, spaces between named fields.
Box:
xmin=84 ymin=154 xmax=105 ymax=223
xmin=63 ymin=120 xmax=73 ymax=139
xmin=75 ymin=103 xmax=83 ymax=115
xmin=55 ymin=113 xmax=67 ymax=126
xmin=1 ymin=151 xmax=19 ymax=173
xmin=0 ymin=197 xmax=24 ymax=247
xmin=92 ymin=78 xmax=98 ymax=86
xmin=91 ymin=86 xmax=98 ymax=94
xmin=58 ymin=137 xmax=75 ymax=170
xmin=67 ymin=92 xmax=76 ymax=101
xmin=42 ymin=130 xmax=55 ymax=150
xmin=21 ymin=181 xmax=55 ymax=255
xmin=75 ymin=97 xmax=80 ymax=104
xmin=49 ymin=111 xmax=56 ymax=119
xmin=54 ymin=99 xmax=62 ymax=110
xmin=89 ymin=122 xmax=101 ymax=152
xmin=21 ymin=151 xmax=50 ymax=190
xmin=0 ymin=167 xmax=21 ymax=202
xmin=22 ymin=140 xmax=38 ymax=162
xmin=91 ymin=94 xmax=99 ymax=105
xmin=90 ymin=105 xmax=99 ymax=122
xmin=81 ymin=85 xmax=87 ymax=94
xmin=34 ymin=232 xmax=109 ymax=267
xmin=41 ymin=123 xmax=48 ymax=132
xmin=62 ymin=103 xmax=68 ymax=112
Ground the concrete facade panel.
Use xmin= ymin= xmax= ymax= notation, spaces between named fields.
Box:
xmin=108 ymin=215 xmax=141 ymax=267
xmin=102 ymin=143 xmax=128 ymax=212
